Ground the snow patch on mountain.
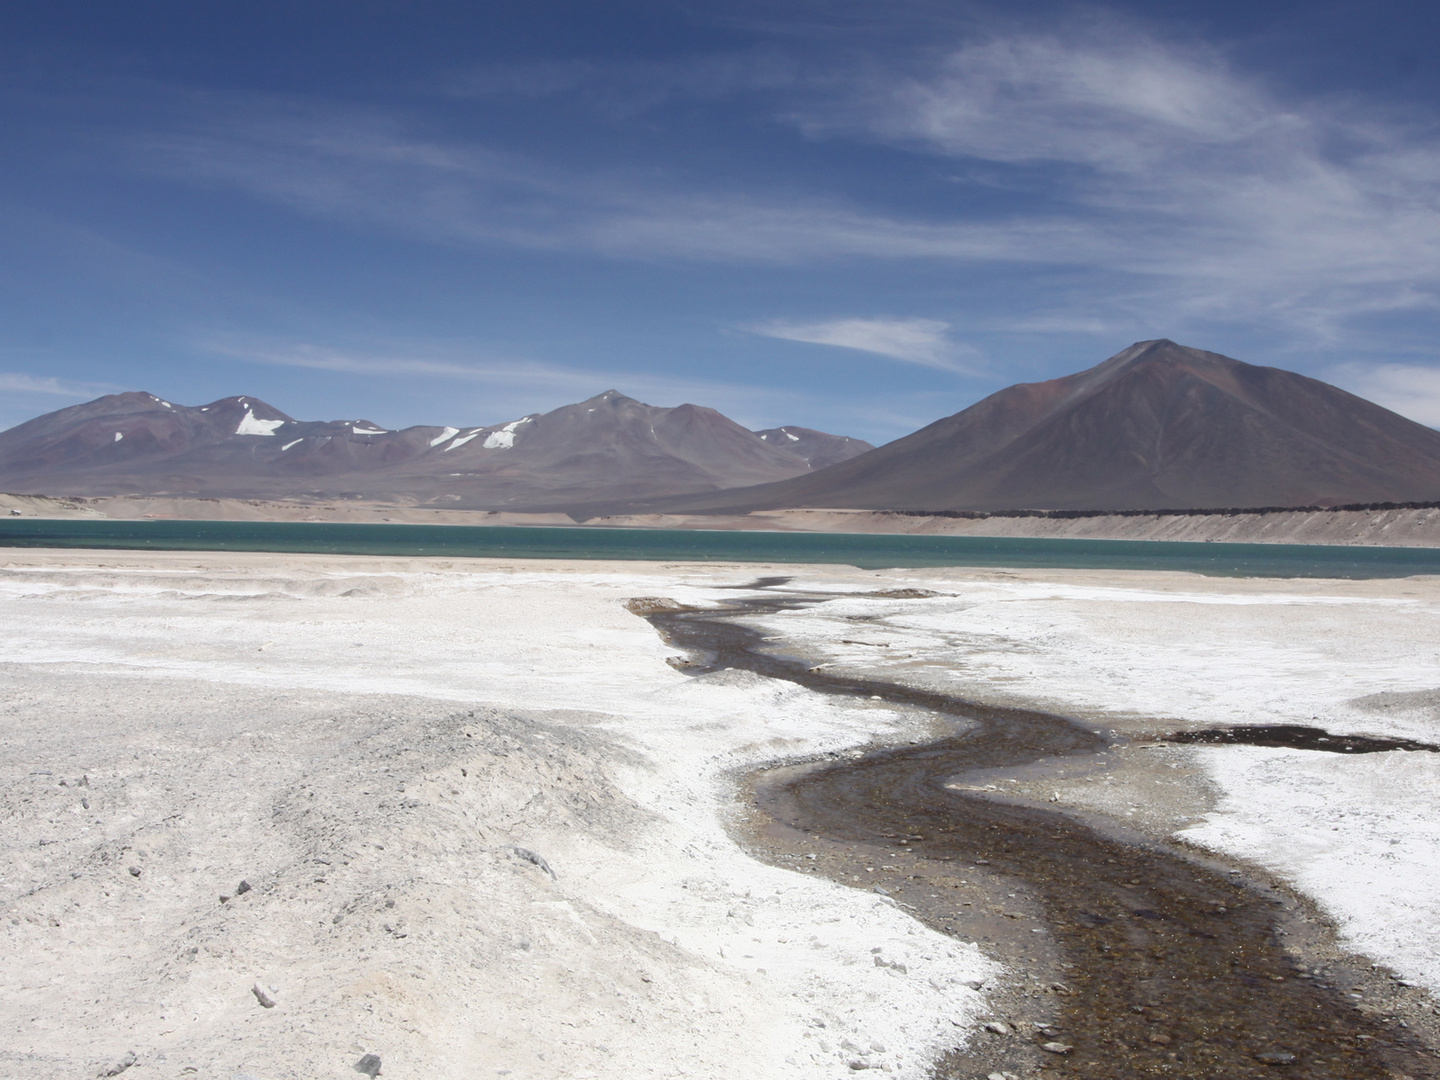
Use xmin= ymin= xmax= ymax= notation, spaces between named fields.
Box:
xmin=235 ymin=410 xmax=286 ymax=437
xmin=446 ymin=429 xmax=483 ymax=451
xmin=482 ymin=418 xmax=532 ymax=450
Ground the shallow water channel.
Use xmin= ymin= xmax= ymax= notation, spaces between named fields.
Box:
xmin=637 ymin=585 xmax=1440 ymax=1080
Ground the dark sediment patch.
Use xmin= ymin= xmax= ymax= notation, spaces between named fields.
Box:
xmin=1163 ymin=725 xmax=1440 ymax=753
xmin=632 ymin=590 xmax=1440 ymax=1079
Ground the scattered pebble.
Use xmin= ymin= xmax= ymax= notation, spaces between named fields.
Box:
xmin=127 ymin=866 xmax=141 ymax=878
xmin=98 ymin=1050 xmax=137 ymax=1077
xmin=251 ymin=981 xmax=277 ymax=1009
xmin=508 ymin=846 xmax=556 ymax=880
xmin=1256 ymin=1051 xmax=1298 ymax=1065
xmin=1040 ymin=1041 xmax=1073 ymax=1054
xmin=354 ymin=1052 xmax=382 ymax=1076
xmin=236 ymin=879 xmax=252 ymax=895
xmin=984 ymin=1021 xmax=1011 ymax=1035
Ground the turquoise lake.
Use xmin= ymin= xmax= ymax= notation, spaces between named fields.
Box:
xmin=1 ymin=517 xmax=1437 ymax=578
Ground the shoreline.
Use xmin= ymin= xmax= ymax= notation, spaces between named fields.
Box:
xmin=5 ymin=491 xmax=1440 ymax=547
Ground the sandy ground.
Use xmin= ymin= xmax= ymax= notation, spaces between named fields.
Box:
xmin=2 ymin=550 xmax=1438 ymax=1079
xmin=5 ymin=491 xmax=1439 ymax=547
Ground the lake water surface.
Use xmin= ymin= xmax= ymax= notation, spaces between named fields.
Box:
xmin=1 ymin=518 xmax=1437 ymax=578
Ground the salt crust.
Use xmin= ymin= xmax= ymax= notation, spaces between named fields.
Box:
xmin=4 ymin=554 xmax=1435 ymax=1077
xmin=0 ymin=554 xmax=996 ymax=1080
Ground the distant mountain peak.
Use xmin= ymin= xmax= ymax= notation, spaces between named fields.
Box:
xmin=0 ymin=388 xmax=871 ymax=511
xmin=647 ymin=342 xmax=1440 ymax=515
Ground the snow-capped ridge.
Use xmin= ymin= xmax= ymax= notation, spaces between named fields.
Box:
xmin=0 ymin=388 xmax=872 ymax=511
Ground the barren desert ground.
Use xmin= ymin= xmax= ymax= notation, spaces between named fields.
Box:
xmin=1 ymin=550 xmax=1437 ymax=1079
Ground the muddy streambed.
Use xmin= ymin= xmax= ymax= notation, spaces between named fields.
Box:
xmin=632 ymin=585 xmax=1440 ymax=1080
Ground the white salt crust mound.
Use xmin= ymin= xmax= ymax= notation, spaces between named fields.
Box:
xmin=0 ymin=553 xmax=996 ymax=1080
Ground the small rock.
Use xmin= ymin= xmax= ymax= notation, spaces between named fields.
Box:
xmin=1040 ymin=1041 xmax=1073 ymax=1054
xmin=354 ymin=1053 xmax=382 ymax=1077
xmin=236 ymin=880 xmax=252 ymax=895
xmin=508 ymin=846 xmax=557 ymax=880
xmin=127 ymin=866 xmax=141 ymax=878
xmin=984 ymin=1021 xmax=1011 ymax=1035
xmin=1256 ymin=1051 xmax=1298 ymax=1065
xmin=1148 ymin=1033 xmax=1172 ymax=1045
xmin=251 ymin=981 xmax=278 ymax=1008
xmin=99 ymin=1051 xmax=137 ymax=1077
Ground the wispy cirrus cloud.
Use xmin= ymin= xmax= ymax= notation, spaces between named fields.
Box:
xmin=196 ymin=336 xmax=830 ymax=431
xmin=125 ymin=99 xmax=1108 ymax=265
xmin=746 ymin=317 xmax=978 ymax=372
xmin=789 ymin=26 xmax=1440 ymax=340
xmin=94 ymin=15 xmax=1440 ymax=363
xmin=1327 ymin=363 xmax=1440 ymax=427
xmin=0 ymin=372 xmax=119 ymax=398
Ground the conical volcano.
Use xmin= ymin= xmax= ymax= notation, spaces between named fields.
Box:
xmin=644 ymin=340 xmax=1440 ymax=513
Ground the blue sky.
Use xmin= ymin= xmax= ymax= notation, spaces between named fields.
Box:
xmin=3 ymin=0 xmax=1440 ymax=442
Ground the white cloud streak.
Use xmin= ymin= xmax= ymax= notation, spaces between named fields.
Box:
xmin=128 ymin=104 xmax=1106 ymax=265
xmin=798 ymin=28 xmax=1440 ymax=340
xmin=196 ymin=337 xmax=832 ymax=432
xmin=114 ymin=21 xmax=1440 ymax=352
xmin=0 ymin=372 xmax=118 ymax=398
xmin=747 ymin=317 xmax=977 ymax=371
xmin=1328 ymin=363 xmax=1440 ymax=428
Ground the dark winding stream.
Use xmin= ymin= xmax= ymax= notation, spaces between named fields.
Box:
xmin=634 ymin=583 xmax=1439 ymax=1079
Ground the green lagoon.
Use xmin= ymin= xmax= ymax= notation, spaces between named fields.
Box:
xmin=1 ymin=517 xmax=1437 ymax=578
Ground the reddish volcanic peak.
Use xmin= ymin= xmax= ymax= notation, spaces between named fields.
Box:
xmin=639 ymin=340 xmax=1440 ymax=514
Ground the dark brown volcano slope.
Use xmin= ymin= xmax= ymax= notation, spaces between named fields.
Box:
xmin=0 ymin=389 xmax=872 ymax=509
xmin=638 ymin=340 xmax=1440 ymax=513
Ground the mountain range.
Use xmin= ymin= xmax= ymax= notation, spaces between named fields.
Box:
xmin=0 ymin=388 xmax=872 ymax=510
xmin=4 ymin=340 xmax=1440 ymax=514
